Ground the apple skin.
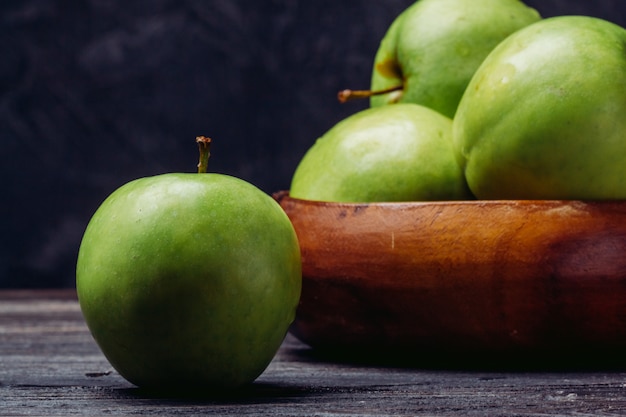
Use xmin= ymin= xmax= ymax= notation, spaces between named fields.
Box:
xmin=76 ymin=173 xmax=302 ymax=389
xmin=289 ymin=103 xmax=472 ymax=203
xmin=370 ymin=0 xmax=541 ymax=118
xmin=453 ymin=16 xmax=626 ymax=200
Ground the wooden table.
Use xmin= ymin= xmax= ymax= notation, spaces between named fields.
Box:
xmin=2 ymin=290 xmax=626 ymax=416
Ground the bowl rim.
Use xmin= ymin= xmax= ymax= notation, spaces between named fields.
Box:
xmin=273 ymin=190 xmax=626 ymax=208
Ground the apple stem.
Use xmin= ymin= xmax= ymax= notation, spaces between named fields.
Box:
xmin=337 ymin=85 xmax=403 ymax=103
xmin=196 ymin=136 xmax=212 ymax=174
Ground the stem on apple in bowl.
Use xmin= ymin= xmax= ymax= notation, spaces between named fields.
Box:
xmin=337 ymin=84 xmax=403 ymax=103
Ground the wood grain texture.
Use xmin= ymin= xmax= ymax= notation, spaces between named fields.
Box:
xmin=277 ymin=194 xmax=626 ymax=367
xmin=3 ymin=290 xmax=626 ymax=415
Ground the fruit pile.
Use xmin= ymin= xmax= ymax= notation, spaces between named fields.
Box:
xmin=75 ymin=0 xmax=626 ymax=392
xmin=291 ymin=0 xmax=626 ymax=202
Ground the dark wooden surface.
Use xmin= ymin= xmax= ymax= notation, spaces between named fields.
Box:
xmin=2 ymin=290 xmax=626 ymax=416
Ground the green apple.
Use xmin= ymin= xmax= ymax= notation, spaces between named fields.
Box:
xmin=76 ymin=137 xmax=302 ymax=389
xmin=363 ymin=0 xmax=541 ymax=118
xmin=453 ymin=16 xmax=626 ymax=200
xmin=289 ymin=103 xmax=472 ymax=202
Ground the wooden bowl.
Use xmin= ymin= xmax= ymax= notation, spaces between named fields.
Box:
xmin=275 ymin=191 xmax=626 ymax=368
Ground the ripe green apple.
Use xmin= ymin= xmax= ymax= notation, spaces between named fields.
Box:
xmin=366 ymin=0 xmax=540 ymax=118
xmin=76 ymin=138 xmax=302 ymax=389
xmin=453 ymin=16 xmax=626 ymax=200
xmin=289 ymin=103 xmax=472 ymax=202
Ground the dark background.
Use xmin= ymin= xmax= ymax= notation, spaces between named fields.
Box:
xmin=2 ymin=0 xmax=626 ymax=288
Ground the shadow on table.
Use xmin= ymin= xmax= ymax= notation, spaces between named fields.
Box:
xmin=284 ymin=340 xmax=626 ymax=373
xmin=117 ymin=381 xmax=318 ymax=404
